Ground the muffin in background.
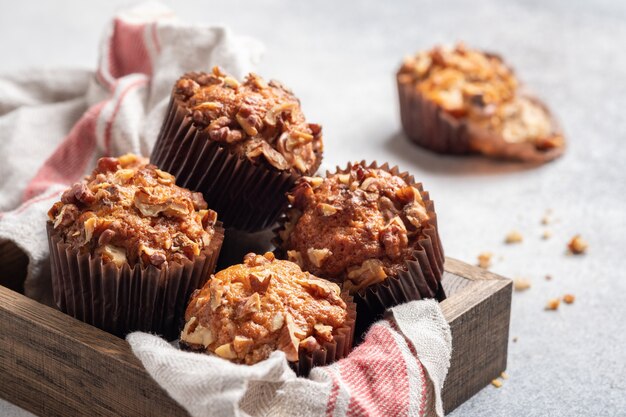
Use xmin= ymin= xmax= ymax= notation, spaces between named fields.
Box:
xmin=47 ymin=153 xmax=224 ymax=339
xmin=151 ymin=67 xmax=323 ymax=232
xmin=275 ymin=161 xmax=444 ymax=338
xmin=180 ymin=252 xmax=355 ymax=375
xmin=397 ymin=43 xmax=565 ymax=163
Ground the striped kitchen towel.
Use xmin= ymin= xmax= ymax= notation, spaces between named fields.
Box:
xmin=128 ymin=299 xmax=451 ymax=417
xmin=0 ymin=3 xmax=263 ymax=304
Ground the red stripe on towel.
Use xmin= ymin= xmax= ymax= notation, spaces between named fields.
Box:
xmin=338 ymin=324 xmax=410 ymax=417
xmin=21 ymin=101 xmax=107 ymax=201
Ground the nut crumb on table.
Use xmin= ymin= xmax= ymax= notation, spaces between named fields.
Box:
xmin=568 ymin=235 xmax=588 ymax=254
xmin=513 ymin=278 xmax=531 ymax=292
xmin=563 ymin=294 xmax=575 ymax=304
xmin=545 ymin=298 xmax=560 ymax=311
xmin=477 ymin=252 xmax=493 ymax=269
xmin=505 ymin=230 xmax=523 ymax=244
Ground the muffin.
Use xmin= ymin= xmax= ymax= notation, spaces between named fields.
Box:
xmin=397 ymin=43 xmax=565 ymax=163
xmin=47 ymin=154 xmax=224 ymax=339
xmin=180 ymin=252 xmax=355 ymax=375
xmin=150 ymin=66 xmax=323 ymax=232
xmin=275 ymin=161 xmax=444 ymax=337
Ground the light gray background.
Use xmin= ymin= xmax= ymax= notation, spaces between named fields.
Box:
xmin=1 ymin=0 xmax=625 ymax=416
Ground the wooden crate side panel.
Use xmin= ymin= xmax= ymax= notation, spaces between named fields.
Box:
xmin=441 ymin=277 xmax=512 ymax=413
xmin=0 ymin=287 xmax=188 ymax=417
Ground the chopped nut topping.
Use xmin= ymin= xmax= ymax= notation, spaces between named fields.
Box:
xmin=101 ymin=244 xmax=127 ymax=267
xmin=48 ymin=154 xmax=217 ymax=268
xmin=83 ymin=217 xmax=98 ymax=242
xmin=567 ymin=235 xmax=588 ymax=255
xmin=513 ymin=278 xmax=531 ymax=292
xmin=346 ymin=259 xmax=388 ymax=292
xmin=299 ymin=336 xmax=321 ymax=352
xmin=303 ymin=176 xmax=324 ymax=188
xmin=477 ymin=252 xmax=493 ymax=269
xmin=563 ymin=294 xmax=575 ymax=304
xmin=270 ymin=313 xmax=285 ymax=332
xmin=545 ymin=298 xmax=560 ymax=311
xmin=307 ymin=248 xmax=332 ymax=267
xmin=317 ymin=203 xmax=338 ymax=216
xmin=282 ymin=164 xmax=431 ymax=291
xmin=239 ymin=293 xmax=261 ymax=316
xmin=504 ymin=230 xmax=523 ymax=244
xmin=182 ymin=254 xmax=347 ymax=365
xmin=174 ymin=68 xmax=322 ymax=174
xmin=248 ymin=271 xmax=272 ymax=294
xmin=314 ymin=323 xmax=333 ymax=342
xmin=215 ymin=343 xmax=237 ymax=359
xmin=287 ymin=250 xmax=304 ymax=267
xmin=232 ymin=336 xmax=254 ymax=354
xmin=181 ymin=317 xmax=216 ymax=348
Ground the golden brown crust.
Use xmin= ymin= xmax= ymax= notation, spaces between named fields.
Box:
xmin=278 ymin=164 xmax=430 ymax=293
xmin=181 ymin=252 xmax=348 ymax=365
xmin=173 ymin=67 xmax=323 ymax=174
xmin=397 ymin=43 xmax=564 ymax=155
xmin=47 ymin=154 xmax=219 ymax=268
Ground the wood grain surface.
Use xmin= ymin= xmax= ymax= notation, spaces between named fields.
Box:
xmin=0 ymin=257 xmax=511 ymax=416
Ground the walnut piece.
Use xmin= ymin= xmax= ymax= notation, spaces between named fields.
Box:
xmin=307 ymin=248 xmax=332 ymax=268
xmin=567 ymin=235 xmax=588 ymax=255
xmin=477 ymin=252 xmax=493 ymax=269
xmin=545 ymin=298 xmax=560 ymax=311
xmin=513 ymin=278 xmax=531 ymax=292
xmin=505 ymin=230 xmax=523 ymax=244
xmin=562 ymin=294 xmax=575 ymax=304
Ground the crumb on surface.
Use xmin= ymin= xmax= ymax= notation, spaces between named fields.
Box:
xmin=563 ymin=294 xmax=575 ymax=304
xmin=568 ymin=235 xmax=588 ymax=254
xmin=545 ymin=274 xmax=552 ymax=281
xmin=491 ymin=379 xmax=503 ymax=388
xmin=477 ymin=251 xmax=493 ymax=269
xmin=545 ymin=298 xmax=560 ymax=311
xmin=505 ymin=230 xmax=523 ymax=244
xmin=542 ymin=229 xmax=552 ymax=240
xmin=513 ymin=278 xmax=531 ymax=292
xmin=501 ymin=372 xmax=509 ymax=380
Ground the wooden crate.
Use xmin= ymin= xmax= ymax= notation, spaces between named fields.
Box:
xmin=0 ymin=257 xmax=511 ymax=416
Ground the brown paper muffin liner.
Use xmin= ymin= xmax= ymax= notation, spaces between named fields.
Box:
xmin=397 ymin=68 xmax=565 ymax=164
xmin=291 ymin=291 xmax=357 ymax=377
xmin=150 ymin=98 xmax=318 ymax=232
xmin=274 ymin=161 xmax=445 ymax=341
xmin=179 ymin=290 xmax=356 ymax=377
xmin=46 ymin=221 xmax=224 ymax=340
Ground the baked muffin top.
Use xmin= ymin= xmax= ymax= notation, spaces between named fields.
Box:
xmin=278 ymin=164 xmax=430 ymax=293
xmin=48 ymin=154 xmax=219 ymax=268
xmin=180 ymin=252 xmax=347 ymax=365
xmin=173 ymin=67 xmax=323 ymax=175
xmin=398 ymin=43 xmax=563 ymax=150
